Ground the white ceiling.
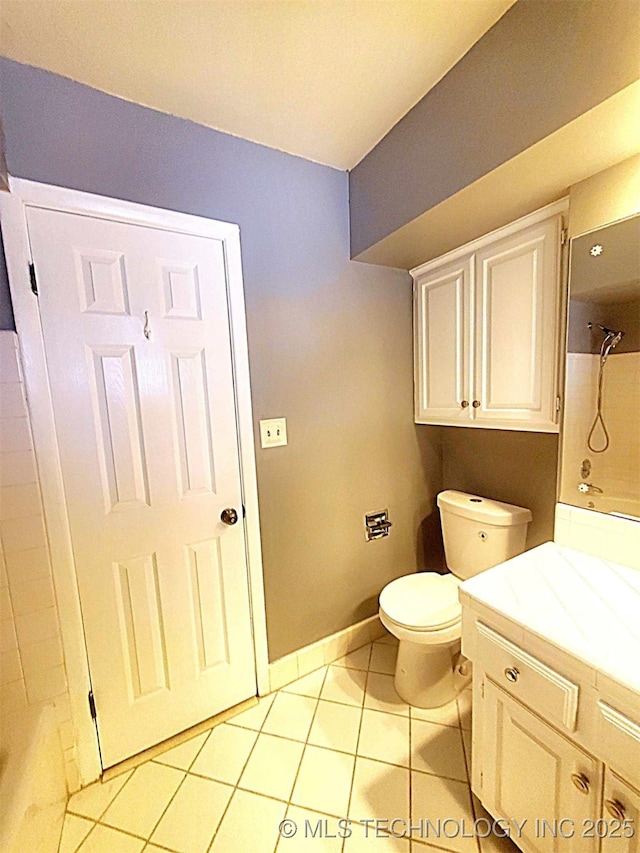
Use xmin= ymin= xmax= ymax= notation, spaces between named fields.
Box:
xmin=0 ymin=0 xmax=515 ymax=170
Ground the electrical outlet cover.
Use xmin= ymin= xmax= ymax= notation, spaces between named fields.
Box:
xmin=259 ymin=418 xmax=287 ymax=448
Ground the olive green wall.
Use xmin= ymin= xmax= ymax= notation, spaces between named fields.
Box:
xmin=440 ymin=428 xmax=559 ymax=549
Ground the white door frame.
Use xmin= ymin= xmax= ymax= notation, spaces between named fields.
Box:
xmin=0 ymin=178 xmax=270 ymax=785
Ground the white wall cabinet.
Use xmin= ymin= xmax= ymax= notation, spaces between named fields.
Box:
xmin=412 ymin=200 xmax=567 ymax=432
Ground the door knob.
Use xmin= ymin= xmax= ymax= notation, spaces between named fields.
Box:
xmin=570 ymin=773 xmax=591 ymax=794
xmin=504 ymin=667 xmax=519 ymax=683
xmin=461 ymin=400 xmax=469 ymax=408
xmin=472 ymin=400 xmax=481 ymax=408
xmin=220 ymin=508 xmax=239 ymax=526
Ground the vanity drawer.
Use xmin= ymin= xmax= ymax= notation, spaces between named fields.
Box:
xmin=477 ymin=622 xmax=580 ymax=731
xmin=597 ymin=701 xmax=640 ymax=788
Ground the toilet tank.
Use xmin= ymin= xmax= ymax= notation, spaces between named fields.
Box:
xmin=437 ymin=490 xmax=532 ymax=580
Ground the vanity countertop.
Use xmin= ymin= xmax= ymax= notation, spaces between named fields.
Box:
xmin=459 ymin=541 xmax=640 ymax=694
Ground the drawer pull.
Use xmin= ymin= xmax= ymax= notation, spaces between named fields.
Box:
xmin=477 ymin=622 xmax=579 ymax=731
xmin=571 ymin=773 xmax=591 ymax=794
xmin=605 ymin=799 xmax=626 ymax=821
xmin=504 ymin=667 xmax=520 ymax=683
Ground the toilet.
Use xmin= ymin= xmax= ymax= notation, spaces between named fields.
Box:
xmin=379 ymin=490 xmax=532 ymax=708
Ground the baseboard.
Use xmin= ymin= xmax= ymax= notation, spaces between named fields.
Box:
xmin=265 ymin=614 xmax=388 ymax=694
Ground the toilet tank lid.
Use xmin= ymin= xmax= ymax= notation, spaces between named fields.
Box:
xmin=437 ymin=490 xmax=532 ymax=526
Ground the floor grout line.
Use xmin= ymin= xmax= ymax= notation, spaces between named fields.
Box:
xmin=409 ymin=696 xmax=414 ymax=832
xmin=206 ymin=690 xmax=286 ymax=853
xmin=274 ymin=664 xmax=331 ymax=853
xmin=60 ymin=812 xmax=98 ymax=853
xmin=69 ymin=642 xmax=481 ymax=853
xmin=341 ymin=652 xmax=369 ymax=851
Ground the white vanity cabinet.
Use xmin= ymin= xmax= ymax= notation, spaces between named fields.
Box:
xmin=482 ymin=681 xmax=602 ymax=853
xmin=412 ymin=200 xmax=567 ymax=432
xmin=460 ymin=542 xmax=640 ymax=853
xmin=601 ymin=770 xmax=640 ymax=853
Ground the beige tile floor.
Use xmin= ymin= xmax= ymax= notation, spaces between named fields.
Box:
xmin=59 ymin=633 xmax=519 ymax=853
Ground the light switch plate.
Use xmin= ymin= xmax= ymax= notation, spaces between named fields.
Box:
xmin=259 ymin=418 xmax=287 ymax=448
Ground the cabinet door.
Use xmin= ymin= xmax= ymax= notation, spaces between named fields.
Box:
xmin=473 ymin=216 xmax=561 ymax=430
xmin=482 ymin=682 xmax=601 ymax=853
xmin=414 ymin=256 xmax=472 ymax=423
xmin=601 ymin=769 xmax=640 ymax=853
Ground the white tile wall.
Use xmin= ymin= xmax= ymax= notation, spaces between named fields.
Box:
xmin=0 ymin=331 xmax=78 ymax=790
xmin=554 ymin=503 xmax=640 ymax=570
xmin=560 ymin=352 xmax=640 ymax=517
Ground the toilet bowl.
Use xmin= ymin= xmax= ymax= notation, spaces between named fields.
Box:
xmin=379 ymin=490 xmax=532 ymax=708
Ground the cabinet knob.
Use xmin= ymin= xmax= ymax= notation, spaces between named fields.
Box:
xmin=461 ymin=400 xmax=469 ymax=408
xmin=605 ymin=799 xmax=626 ymax=821
xmin=472 ymin=400 xmax=481 ymax=408
xmin=571 ymin=773 xmax=591 ymax=794
xmin=504 ymin=667 xmax=519 ymax=683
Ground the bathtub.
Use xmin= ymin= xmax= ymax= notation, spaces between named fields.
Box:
xmin=0 ymin=705 xmax=67 ymax=853
xmin=575 ymin=493 xmax=640 ymax=521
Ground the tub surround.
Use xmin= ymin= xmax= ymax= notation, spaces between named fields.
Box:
xmin=0 ymin=706 xmax=67 ymax=853
xmin=0 ymin=331 xmax=77 ymax=790
xmin=555 ymin=503 xmax=640 ymax=572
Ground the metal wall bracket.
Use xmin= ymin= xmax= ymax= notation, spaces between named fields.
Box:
xmin=365 ymin=510 xmax=392 ymax=541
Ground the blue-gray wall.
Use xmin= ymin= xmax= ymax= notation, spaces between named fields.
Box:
xmin=349 ymin=0 xmax=640 ymax=257
xmin=0 ymin=58 xmax=441 ymax=660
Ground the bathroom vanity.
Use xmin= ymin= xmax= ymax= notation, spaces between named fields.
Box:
xmin=460 ymin=541 xmax=640 ymax=853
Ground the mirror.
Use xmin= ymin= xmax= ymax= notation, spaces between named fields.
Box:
xmin=560 ymin=213 xmax=640 ymax=520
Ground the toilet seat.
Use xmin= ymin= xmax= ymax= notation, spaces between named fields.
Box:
xmin=379 ymin=572 xmax=461 ymax=633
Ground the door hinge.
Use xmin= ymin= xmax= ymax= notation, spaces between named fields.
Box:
xmin=88 ymin=690 xmax=97 ymax=721
xmin=242 ymin=504 xmax=246 ymax=519
xmin=560 ymin=227 xmax=568 ymax=246
xmin=28 ymin=263 xmax=38 ymax=296
xmin=481 ymin=679 xmax=485 ymax=699
xmin=556 ymin=395 xmax=562 ymax=412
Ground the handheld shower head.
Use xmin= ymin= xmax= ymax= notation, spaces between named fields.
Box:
xmin=588 ymin=322 xmax=624 ymax=339
xmin=586 ymin=321 xmax=625 ymax=452
xmin=587 ymin=322 xmax=625 ymax=362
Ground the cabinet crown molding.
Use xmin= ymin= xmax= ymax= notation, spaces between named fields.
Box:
xmin=410 ymin=197 xmax=569 ymax=280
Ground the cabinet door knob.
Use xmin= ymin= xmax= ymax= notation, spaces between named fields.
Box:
xmin=605 ymin=799 xmax=626 ymax=820
xmin=472 ymin=400 xmax=481 ymax=408
xmin=461 ymin=400 xmax=469 ymax=408
xmin=571 ymin=773 xmax=591 ymax=794
xmin=504 ymin=667 xmax=519 ymax=683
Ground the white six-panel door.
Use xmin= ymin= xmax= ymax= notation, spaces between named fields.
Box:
xmin=26 ymin=206 xmax=256 ymax=768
